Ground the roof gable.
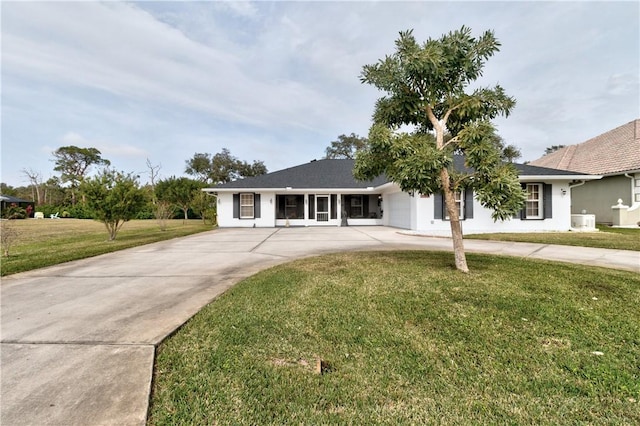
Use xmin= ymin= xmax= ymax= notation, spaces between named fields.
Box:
xmin=529 ymin=119 xmax=640 ymax=175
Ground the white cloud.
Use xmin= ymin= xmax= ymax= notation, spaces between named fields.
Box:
xmin=61 ymin=132 xmax=86 ymax=146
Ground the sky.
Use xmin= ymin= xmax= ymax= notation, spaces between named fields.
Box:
xmin=2 ymin=1 xmax=639 ymax=187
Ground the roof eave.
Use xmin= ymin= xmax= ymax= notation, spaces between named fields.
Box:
xmin=600 ymin=168 xmax=640 ymax=177
xmin=519 ymin=174 xmax=602 ymax=181
xmin=204 ymin=185 xmax=391 ymax=193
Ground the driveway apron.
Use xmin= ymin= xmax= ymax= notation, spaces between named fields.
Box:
xmin=1 ymin=227 xmax=638 ymax=425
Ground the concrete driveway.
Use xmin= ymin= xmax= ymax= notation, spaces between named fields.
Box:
xmin=2 ymin=226 xmax=638 ymax=425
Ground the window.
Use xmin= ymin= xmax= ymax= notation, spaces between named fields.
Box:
xmin=434 ymin=189 xmax=473 ymax=220
xmin=350 ymin=195 xmax=363 ymax=218
xmin=276 ymin=195 xmax=304 ymax=219
xmin=240 ymin=193 xmax=254 ymax=219
xmin=525 ymin=184 xmax=543 ymax=219
xmin=444 ymin=191 xmax=464 ymax=220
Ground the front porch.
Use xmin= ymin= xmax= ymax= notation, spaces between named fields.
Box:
xmin=274 ymin=193 xmax=383 ymax=227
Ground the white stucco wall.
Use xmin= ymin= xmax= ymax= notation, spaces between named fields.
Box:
xmin=216 ymin=181 xmax=575 ymax=233
xmin=412 ymin=182 xmax=574 ymax=234
xmin=217 ymin=191 xmax=276 ymax=228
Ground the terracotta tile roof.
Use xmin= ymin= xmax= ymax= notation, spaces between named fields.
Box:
xmin=530 ymin=119 xmax=640 ymax=175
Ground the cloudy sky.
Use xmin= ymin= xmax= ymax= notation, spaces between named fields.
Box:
xmin=2 ymin=1 xmax=638 ymax=187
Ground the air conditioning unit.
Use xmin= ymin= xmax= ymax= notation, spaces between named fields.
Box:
xmin=571 ymin=214 xmax=596 ymax=230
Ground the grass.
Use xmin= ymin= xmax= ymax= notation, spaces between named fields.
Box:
xmin=467 ymin=225 xmax=640 ymax=251
xmin=0 ymin=218 xmax=212 ymax=276
xmin=149 ymin=251 xmax=640 ymax=425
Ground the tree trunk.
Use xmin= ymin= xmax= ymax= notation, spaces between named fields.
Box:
xmin=440 ymin=168 xmax=469 ymax=273
xmin=428 ymin=107 xmax=469 ymax=272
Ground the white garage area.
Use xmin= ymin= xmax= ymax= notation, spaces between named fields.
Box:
xmin=385 ymin=191 xmax=412 ymax=229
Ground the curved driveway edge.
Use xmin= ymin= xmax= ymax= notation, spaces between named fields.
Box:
xmin=1 ymin=227 xmax=638 ymax=425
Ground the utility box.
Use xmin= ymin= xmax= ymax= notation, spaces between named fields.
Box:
xmin=571 ymin=214 xmax=596 ymax=230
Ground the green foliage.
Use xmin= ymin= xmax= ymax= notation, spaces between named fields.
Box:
xmin=185 ymin=148 xmax=267 ymax=184
xmin=52 ymin=145 xmax=110 ymax=205
xmin=65 ymin=204 xmax=94 ymax=219
xmin=80 ymin=170 xmax=148 ymax=240
xmin=190 ymin=190 xmax=217 ymax=225
xmin=355 ymin=27 xmax=524 ymax=223
xmin=134 ymin=202 xmax=156 ymax=220
xmin=324 ymin=133 xmax=368 ymax=159
xmin=2 ymin=203 xmax=27 ymax=219
xmin=1 ymin=182 xmax=19 ymax=197
xmin=35 ymin=204 xmax=59 ymax=217
xmin=155 ymin=176 xmax=203 ymax=220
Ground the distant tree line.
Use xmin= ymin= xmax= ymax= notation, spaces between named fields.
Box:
xmin=1 ymin=146 xmax=267 ymax=240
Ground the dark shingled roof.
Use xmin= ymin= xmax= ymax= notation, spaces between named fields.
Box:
xmin=451 ymin=156 xmax=588 ymax=177
xmin=212 ymin=157 xmax=591 ymax=190
xmin=0 ymin=195 xmax=33 ymax=203
xmin=213 ymin=159 xmax=388 ymax=189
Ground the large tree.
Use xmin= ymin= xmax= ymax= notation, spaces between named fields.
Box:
xmin=324 ymin=133 xmax=368 ymax=159
xmin=155 ymin=176 xmax=203 ymax=220
xmin=52 ymin=146 xmax=110 ymax=205
xmin=21 ymin=168 xmax=44 ymax=205
xmin=185 ymin=149 xmax=267 ymax=184
xmin=354 ymin=27 xmax=525 ymax=272
xmin=80 ymin=169 xmax=148 ymax=240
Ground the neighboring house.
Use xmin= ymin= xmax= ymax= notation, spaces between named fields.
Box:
xmin=204 ymin=157 xmax=600 ymax=234
xmin=0 ymin=195 xmax=35 ymax=218
xmin=530 ymin=119 xmax=640 ymax=225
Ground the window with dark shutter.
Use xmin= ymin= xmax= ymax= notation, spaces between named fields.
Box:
xmin=543 ymin=184 xmax=552 ymax=219
xmin=233 ymin=194 xmax=239 ymax=218
xmin=239 ymin=193 xmax=255 ymax=219
xmin=522 ymin=183 xmax=548 ymax=220
xmin=254 ymin=194 xmax=261 ymax=218
xmin=434 ymin=193 xmax=443 ymax=220
xmin=464 ymin=188 xmax=474 ymax=219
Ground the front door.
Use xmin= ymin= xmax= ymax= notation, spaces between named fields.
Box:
xmin=316 ymin=195 xmax=329 ymax=222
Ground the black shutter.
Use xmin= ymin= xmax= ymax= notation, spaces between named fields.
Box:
xmin=308 ymin=195 xmax=315 ymax=219
xmin=434 ymin=193 xmax=443 ymax=219
xmin=363 ymin=195 xmax=369 ymax=217
xmin=254 ymin=194 xmax=261 ymax=218
xmin=516 ymin=184 xmax=526 ymax=219
xmin=343 ymin=195 xmax=350 ymax=218
xmin=543 ymin=184 xmax=552 ymax=219
xmin=331 ymin=195 xmax=337 ymax=219
xmin=233 ymin=194 xmax=239 ymax=218
xmin=464 ymin=188 xmax=474 ymax=219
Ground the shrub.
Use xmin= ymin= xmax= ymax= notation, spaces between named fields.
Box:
xmin=2 ymin=203 xmax=27 ymax=219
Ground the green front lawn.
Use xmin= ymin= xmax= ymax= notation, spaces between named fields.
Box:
xmin=149 ymin=251 xmax=640 ymax=425
xmin=467 ymin=225 xmax=640 ymax=251
xmin=1 ymin=219 xmax=212 ymax=276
